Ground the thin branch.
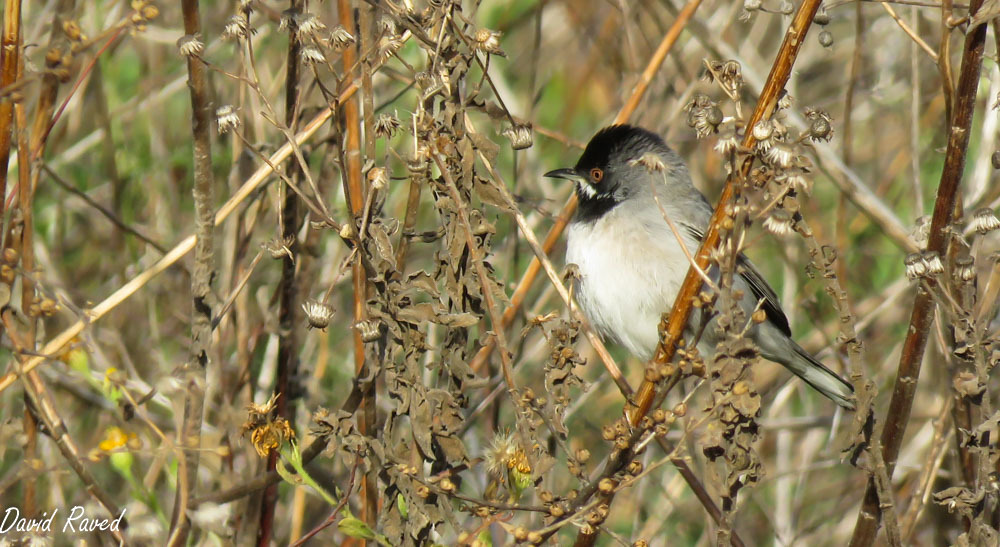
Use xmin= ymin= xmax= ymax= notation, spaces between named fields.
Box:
xmin=848 ymin=0 xmax=988 ymax=541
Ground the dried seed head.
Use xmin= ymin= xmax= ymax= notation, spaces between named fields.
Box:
xmin=297 ymin=13 xmax=326 ymax=39
xmin=473 ymin=28 xmax=504 ymax=55
xmin=763 ymin=209 xmax=794 ymax=236
xmin=177 ymin=34 xmax=204 ymax=57
xmin=714 ymin=131 xmax=741 ymax=156
xmin=751 ymin=119 xmax=774 ymax=144
xmin=955 ymin=256 xmax=975 ymax=283
xmin=601 ymin=424 xmax=615 ymax=441
xmin=222 ymin=14 xmax=251 ymax=41
xmin=329 ymin=25 xmax=356 ymax=51
xmin=922 ymin=250 xmax=944 ymax=276
xmin=685 ymin=93 xmax=719 ymax=138
xmin=355 ymin=319 xmax=382 ymax=342
xmin=300 ymin=46 xmax=326 ymax=64
xmin=970 ymin=208 xmax=1000 ymax=234
xmin=216 ymin=105 xmax=241 ymax=134
xmin=262 ymin=235 xmax=295 ymax=259
xmin=672 ymin=402 xmax=688 ymax=417
xmin=904 ymin=252 xmax=925 ymax=280
xmin=818 ymin=30 xmax=834 ymax=48
xmin=502 ymin=124 xmax=533 ymax=150
xmin=783 ymin=169 xmax=811 ymax=194
xmin=367 ymin=166 xmax=388 ymax=191
xmin=374 ymin=112 xmax=401 ymax=139
xmin=765 ymin=142 xmax=795 ymax=168
xmin=278 ymin=9 xmax=298 ymax=32
xmin=376 ymin=36 xmax=404 ymax=64
xmin=302 ymin=300 xmax=335 ymax=330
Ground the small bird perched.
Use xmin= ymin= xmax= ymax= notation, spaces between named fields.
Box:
xmin=545 ymin=125 xmax=855 ymax=410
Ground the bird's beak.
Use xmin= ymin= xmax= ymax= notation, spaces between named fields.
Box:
xmin=544 ymin=168 xmax=585 ymax=183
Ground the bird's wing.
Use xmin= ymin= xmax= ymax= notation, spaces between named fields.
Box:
xmin=680 ymin=223 xmax=792 ymax=337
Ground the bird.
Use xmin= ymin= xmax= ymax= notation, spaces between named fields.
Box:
xmin=545 ymin=124 xmax=855 ymax=410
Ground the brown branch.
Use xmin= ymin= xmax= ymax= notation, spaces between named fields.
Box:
xmin=168 ymin=1 xmax=216 ymax=544
xmin=337 ymin=0 xmax=376 ymax=537
xmin=629 ymin=0 xmax=825 ymax=427
xmin=0 ymin=0 xmax=22 ymax=219
xmin=848 ymin=0 xmax=987 ymax=541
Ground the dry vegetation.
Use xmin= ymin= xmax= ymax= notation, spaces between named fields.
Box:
xmin=2 ymin=0 xmax=1000 ymax=545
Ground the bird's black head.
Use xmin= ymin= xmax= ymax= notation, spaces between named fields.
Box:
xmin=545 ymin=125 xmax=670 ymax=221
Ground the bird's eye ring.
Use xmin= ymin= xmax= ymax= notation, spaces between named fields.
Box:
xmin=589 ymin=167 xmax=603 ymax=182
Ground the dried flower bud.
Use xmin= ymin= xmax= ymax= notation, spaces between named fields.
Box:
xmin=548 ymin=504 xmax=564 ymax=517
xmin=216 ymin=105 xmax=241 ymax=134
xmin=527 ymin=531 xmax=542 ymax=545
xmin=355 ymin=319 xmax=382 ymax=342
xmin=514 ymin=527 xmax=529 ymax=542
xmin=473 ymin=28 xmax=505 ymax=55
xmin=818 ymin=30 xmax=834 ymax=48
xmin=297 ymin=13 xmax=326 ymax=39
xmin=672 ymin=402 xmax=688 ymax=417
xmin=503 ymin=124 xmax=533 ymax=150
xmin=808 ymin=116 xmax=833 ymax=142
xmin=626 ymin=460 xmax=643 ymax=475
xmin=39 ymin=298 xmax=59 ymax=316
xmin=329 ymin=25 xmax=356 ymax=51
xmin=904 ymin=252 xmax=925 ymax=280
xmin=367 ymin=166 xmax=388 ymax=191
xmin=955 ymin=256 xmax=975 ymax=283
xmin=374 ymin=113 xmax=401 ymax=139
xmin=714 ymin=132 xmax=741 ymax=156
xmin=922 ymin=250 xmax=944 ymax=276
xmin=177 ymin=34 xmax=204 ymax=57
xmin=751 ymin=120 xmax=774 ymax=143
xmin=765 ymin=142 xmax=795 ymax=168
xmin=598 ymin=478 xmax=616 ymax=495
xmin=300 ymin=46 xmax=326 ymax=64
xmin=302 ymin=300 xmax=335 ymax=330
xmin=263 ymin=235 xmax=295 ymax=259
xmin=439 ymin=478 xmax=456 ymax=493
xmin=376 ymin=36 xmax=404 ymax=64
xmin=970 ymin=208 xmax=1000 ymax=234
xmin=222 ymin=14 xmax=251 ymax=40
xmin=763 ymin=209 xmax=794 ymax=236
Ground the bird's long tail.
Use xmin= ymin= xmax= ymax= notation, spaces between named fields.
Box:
xmin=777 ymin=341 xmax=856 ymax=410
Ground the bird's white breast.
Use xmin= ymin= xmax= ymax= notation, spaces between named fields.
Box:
xmin=566 ymin=206 xmax=697 ymax=361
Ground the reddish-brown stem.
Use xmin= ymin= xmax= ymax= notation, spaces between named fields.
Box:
xmin=848 ymin=0 xmax=987 ymax=542
xmin=338 ymin=0 xmax=376 ymax=538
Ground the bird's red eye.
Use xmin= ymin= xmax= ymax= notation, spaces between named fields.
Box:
xmin=590 ymin=167 xmax=603 ymax=182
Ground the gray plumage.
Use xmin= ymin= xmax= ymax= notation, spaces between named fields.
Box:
xmin=546 ymin=125 xmax=855 ymax=410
